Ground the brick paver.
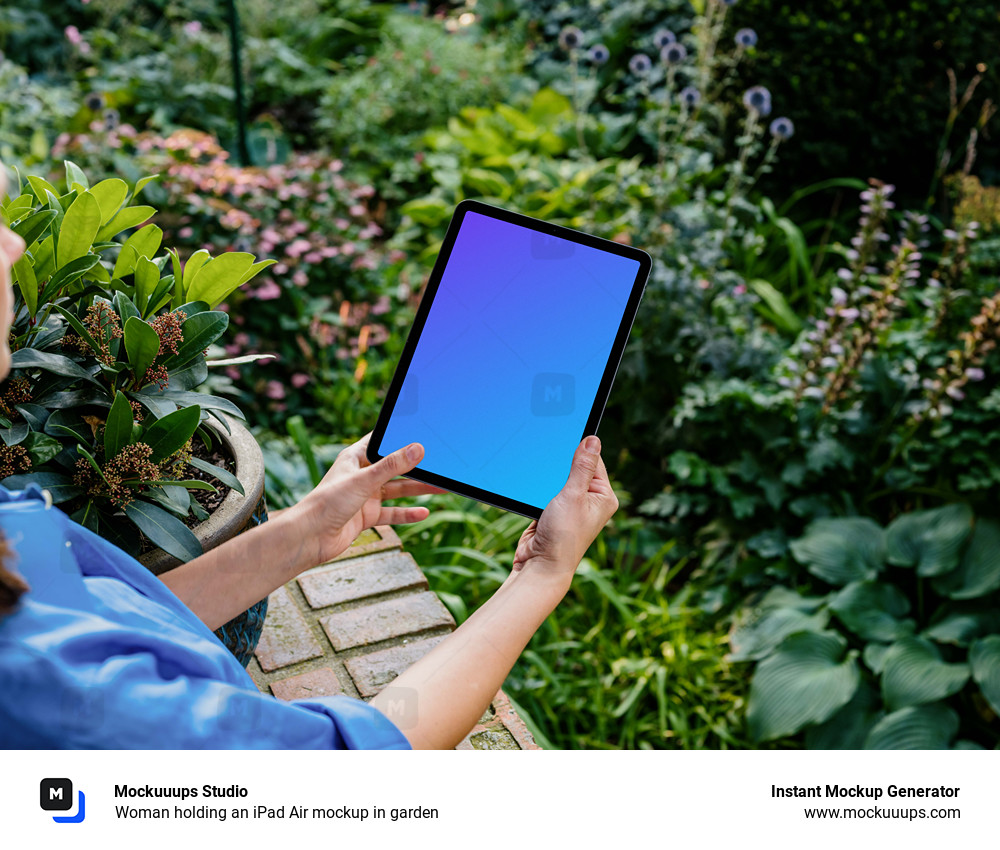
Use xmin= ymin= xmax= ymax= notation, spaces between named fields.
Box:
xmin=320 ymin=592 xmax=454 ymax=651
xmin=298 ymin=550 xmax=427 ymax=608
xmin=270 ymin=667 xmax=344 ymax=701
xmin=345 ymin=636 xmax=446 ymax=697
xmin=252 ymin=585 xmax=323 ymax=672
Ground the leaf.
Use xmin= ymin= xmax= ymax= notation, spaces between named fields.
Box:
xmin=124 ymin=500 xmax=203 ymax=562
xmin=187 ymin=455 xmax=245 ymax=496
xmin=123 ymin=316 xmax=161 ymax=384
xmin=142 ymin=479 xmax=218 ymax=492
xmin=864 ymin=703 xmax=959 ymax=749
xmin=57 ymin=191 xmax=101 ymax=267
xmin=185 ymin=252 xmax=255 ymax=308
xmin=180 ymin=250 xmax=211 ymax=294
xmin=64 ymin=160 xmax=89 ymax=191
xmin=932 ymin=519 xmax=1000 ymax=600
xmin=144 ymin=484 xmax=191 ymax=516
xmin=168 ymin=359 xmax=209 ymax=391
xmin=133 ymin=175 xmax=159 ymax=198
xmin=104 ymin=391 xmax=134 ymax=461
xmin=112 ymin=224 xmax=163 ymax=280
xmin=54 ymin=305 xmax=102 ymax=356
xmin=1 ymin=473 xmax=82 ymax=503
xmin=95 ymin=205 xmax=156 ymax=242
xmin=70 ymin=501 xmax=99 ymax=534
xmin=805 ymin=679 xmax=883 ymax=750
xmin=133 ymin=255 xmax=161 ymax=315
xmin=829 ymin=581 xmax=914 ymax=642
xmin=10 ymin=348 xmax=100 ymax=385
xmin=156 ymin=390 xmax=244 ymax=420
xmin=23 ymin=432 xmax=62 ymax=466
xmin=14 ymin=403 xmax=49 ymax=430
xmin=922 ymin=606 xmax=1000 ymax=647
xmin=747 ymin=630 xmax=860 ymax=741
xmin=748 ymin=278 xmax=802 ymax=335
xmin=789 ymin=517 xmax=885 ymax=586
xmin=863 ymin=642 xmax=892 ymax=674
xmin=142 ymin=405 xmax=202 ymax=463
xmin=11 ymin=254 xmax=38 ymax=318
xmin=1 ymin=422 xmax=29 ymax=446
xmin=885 ymin=503 xmax=973 ymax=577
xmin=46 ymin=254 xmax=101 ymax=295
xmin=729 ymin=604 xmax=829 ymax=662
xmin=88 ymin=177 xmax=128 ymax=226
xmin=236 ymin=258 xmax=276 ymax=287
xmin=44 ymin=409 xmax=92 ymax=444
xmin=969 ymin=636 xmax=1000 ymax=716
xmin=880 ymin=636 xmax=969 ymax=711
xmin=12 ymin=209 xmax=56 ymax=247
xmin=160 ymin=311 xmax=228 ymax=371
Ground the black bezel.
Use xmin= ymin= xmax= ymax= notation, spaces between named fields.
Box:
xmin=367 ymin=199 xmax=652 ymax=519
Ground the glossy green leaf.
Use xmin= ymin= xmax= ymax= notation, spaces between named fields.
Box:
xmin=95 ymin=205 xmax=155 ymax=242
xmin=789 ymin=517 xmax=885 ymax=586
xmin=236 ymin=258 xmax=276 ymax=287
xmin=885 ymin=503 xmax=973 ymax=577
xmin=22 ymin=431 xmax=63 ymax=465
xmin=12 ymin=209 xmax=56 ymax=247
xmin=969 ymin=636 xmax=1000 ymax=716
xmin=922 ymin=606 xmax=1000 ymax=647
xmin=14 ymin=403 xmax=49 ymax=430
xmin=1 ymin=472 xmax=83 ymax=503
xmin=44 ymin=409 xmax=92 ymax=444
xmin=104 ymin=391 xmax=134 ymax=461
xmin=64 ymin=161 xmax=89 ymax=191
xmin=70 ymin=501 xmax=99 ymax=534
xmin=11 ymin=254 xmax=38 ymax=317
xmin=864 ymin=703 xmax=959 ymax=750
xmin=829 ymin=581 xmax=914 ymax=642
xmin=133 ymin=255 xmax=160 ymax=315
xmin=805 ymin=679 xmax=883 ymax=750
xmin=26 ymin=174 xmax=58 ymax=203
xmin=0 ymin=421 xmax=28 ymax=446
xmin=123 ymin=316 xmax=161 ymax=384
xmin=124 ymin=500 xmax=202 ymax=562
xmin=932 ymin=519 xmax=1000 ymax=600
xmin=748 ymin=630 xmax=860 ymax=741
xmin=54 ymin=305 xmax=102 ymax=356
xmin=187 ymin=455 xmax=245 ymax=496
xmin=160 ymin=311 xmax=228 ymax=371
xmin=157 ymin=390 xmax=243 ymax=420
xmin=142 ymin=404 xmax=202 ymax=463
xmin=46 ymin=254 xmax=101 ymax=294
xmin=881 ymin=636 xmax=969 ymax=711
xmin=112 ymin=224 xmax=163 ymax=280
xmin=10 ymin=348 xmax=100 ymax=385
xmin=133 ymin=175 xmax=159 ymax=198
xmin=185 ymin=252 xmax=255 ymax=308
xmin=57 ymin=191 xmax=101 ymax=267
xmin=88 ymin=177 xmax=128 ymax=225
xmin=144 ymin=484 xmax=191 ymax=516
xmin=863 ymin=642 xmax=891 ymax=674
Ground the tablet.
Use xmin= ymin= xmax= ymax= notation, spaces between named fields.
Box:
xmin=367 ymin=200 xmax=651 ymax=518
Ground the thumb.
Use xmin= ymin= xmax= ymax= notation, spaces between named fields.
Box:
xmin=564 ymin=436 xmax=601 ymax=495
xmin=363 ymin=442 xmax=424 ymax=487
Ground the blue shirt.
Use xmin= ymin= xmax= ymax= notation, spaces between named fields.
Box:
xmin=0 ymin=485 xmax=410 ymax=749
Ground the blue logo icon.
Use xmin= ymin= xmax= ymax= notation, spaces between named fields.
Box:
xmin=40 ymin=778 xmax=86 ymax=823
xmin=531 ymin=373 xmax=575 ymax=416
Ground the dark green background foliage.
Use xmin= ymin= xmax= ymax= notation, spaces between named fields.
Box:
xmin=729 ymin=0 xmax=1000 ymax=202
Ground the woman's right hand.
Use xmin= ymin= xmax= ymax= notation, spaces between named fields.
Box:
xmin=511 ymin=435 xmax=619 ymax=582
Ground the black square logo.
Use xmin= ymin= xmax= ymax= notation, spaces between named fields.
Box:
xmin=40 ymin=778 xmax=73 ymax=811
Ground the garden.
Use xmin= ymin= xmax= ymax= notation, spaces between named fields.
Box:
xmin=2 ymin=0 xmax=999 ymax=749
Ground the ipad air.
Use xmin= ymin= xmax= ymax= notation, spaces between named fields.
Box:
xmin=367 ymin=200 xmax=651 ymax=518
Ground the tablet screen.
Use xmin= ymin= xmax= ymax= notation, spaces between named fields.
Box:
xmin=375 ymin=204 xmax=648 ymax=515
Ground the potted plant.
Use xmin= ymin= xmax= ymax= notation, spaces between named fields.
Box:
xmin=0 ymin=160 xmax=274 ymax=663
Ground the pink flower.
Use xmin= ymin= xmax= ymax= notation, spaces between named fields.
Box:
xmin=285 ymin=238 xmax=312 ymax=258
xmin=292 ymin=271 xmax=309 ymax=286
xmin=178 ymin=226 xmax=194 ymax=238
xmin=65 ymin=25 xmax=83 ymax=45
xmin=291 ymin=373 xmax=310 ymax=388
xmin=733 ymin=284 xmax=747 ymax=296
xmin=184 ymin=21 xmax=202 ymax=35
xmin=252 ymin=279 xmax=282 ymax=300
xmin=265 ymin=381 xmax=286 ymax=400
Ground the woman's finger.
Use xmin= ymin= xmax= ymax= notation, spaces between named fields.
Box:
xmin=376 ymin=505 xmax=430 ymax=526
xmin=381 ymin=479 xmax=448 ymax=499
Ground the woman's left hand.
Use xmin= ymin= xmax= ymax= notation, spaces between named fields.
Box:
xmin=292 ymin=433 xmax=444 ymax=567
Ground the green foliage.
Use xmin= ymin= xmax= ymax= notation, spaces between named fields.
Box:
xmin=737 ymin=508 xmax=1000 ymax=748
xmin=0 ymin=58 xmax=80 ymax=171
xmin=0 ymin=162 xmax=268 ymax=561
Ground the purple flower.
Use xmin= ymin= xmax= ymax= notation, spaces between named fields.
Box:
xmin=679 ymin=86 xmax=701 ymax=108
xmin=558 ymin=26 xmax=584 ymax=51
xmin=965 ymin=367 xmax=985 ymax=382
xmin=743 ymin=85 xmax=772 ymax=116
xmin=660 ymin=42 xmax=688 ymax=64
xmin=734 ymin=28 xmax=757 ymax=48
xmin=653 ymin=29 xmax=676 ymax=49
xmin=587 ymin=43 xmax=610 ymax=65
xmin=769 ymin=116 xmax=794 ymax=140
xmin=629 ymin=53 xmax=653 ymax=76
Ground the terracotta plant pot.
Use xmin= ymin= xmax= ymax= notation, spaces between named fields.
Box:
xmin=140 ymin=415 xmax=268 ymax=666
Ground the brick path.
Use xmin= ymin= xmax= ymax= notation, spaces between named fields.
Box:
xmin=246 ymin=526 xmax=539 ymax=750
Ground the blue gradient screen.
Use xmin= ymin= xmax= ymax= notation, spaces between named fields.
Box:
xmin=380 ymin=211 xmax=641 ymax=511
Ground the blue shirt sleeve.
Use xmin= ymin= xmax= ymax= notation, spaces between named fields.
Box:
xmin=0 ymin=486 xmax=410 ymax=750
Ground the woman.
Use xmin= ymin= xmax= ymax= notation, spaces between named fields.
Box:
xmin=0 ymin=165 xmax=619 ymax=749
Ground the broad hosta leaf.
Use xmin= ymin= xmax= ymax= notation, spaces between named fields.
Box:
xmin=1 ymin=472 xmax=83 ymax=503
xmin=969 ymin=636 xmax=1000 ymax=716
xmin=863 ymin=642 xmax=891 ymax=674
xmin=124 ymin=500 xmax=202 ymax=562
xmin=864 ymin=703 xmax=959 ymax=749
xmin=747 ymin=630 xmax=860 ymax=741
xmin=104 ymin=391 xmax=134 ymax=461
xmin=922 ymin=605 xmax=1000 ymax=647
xmin=881 ymin=636 xmax=969 ymax=711
xmin=57 ymin=190 xmax=101 ymax=267
xmin=932 ymin=519 xmax=1000 ymax=600
xmin=142 ymin=405 xmax=201 ymax=463
xmin=805 ymin=679 xmax=883 ymax=750
xmin=885 ymin=503 xmax=973 ymax=577
xmin=123 ymin=316 xmax=160 ymax=384
xmin=829 ymin=581 xmax=914 ymax=642
xmin=789 ymin=517 xmax=885 ymax=586
xmin=10 ymin=348 xmax=100 ymax=385
xmin=187 ymin=456 xmax=245 ymax=496
xmin=729 ymin=605 xmax=829 ymax=661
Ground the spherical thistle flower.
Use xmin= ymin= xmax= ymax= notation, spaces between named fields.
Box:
xmin=679 ymin=86 xmax=701 ymax=108
xmin=558 ymin=26 xmax=584 ymax=52
xmin=660 ymin=42 xmax=688 ymax=65
xmin=734 ymin=28 xmax=758 ymax=48
xmin=629 ymin=53 xmax=653 ymax=76
xmin=769 ymin=116 xmax=794 ymax=140
xmin=652 ymin=28 xmax=676 ymax=50
xmin=742 ymin=85 xmax=772 ymax=116
xmin=587 ymin=43 xmax=610 ymax=66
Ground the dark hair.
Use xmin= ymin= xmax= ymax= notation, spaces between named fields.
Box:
xmin=0 ymin=536 xmax=26 ymax=616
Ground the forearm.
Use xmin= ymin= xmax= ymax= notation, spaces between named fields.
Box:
xmin=158 ymin=507 xmax=315 ymax=629
xmin=370 ymin=563 xmax=572 ymax=749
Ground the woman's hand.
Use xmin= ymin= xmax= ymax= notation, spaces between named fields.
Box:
xmin=511 ymin=435 xmax=619 ymax=583
xmin=292 ymin=433 xmax=445 ymax=567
